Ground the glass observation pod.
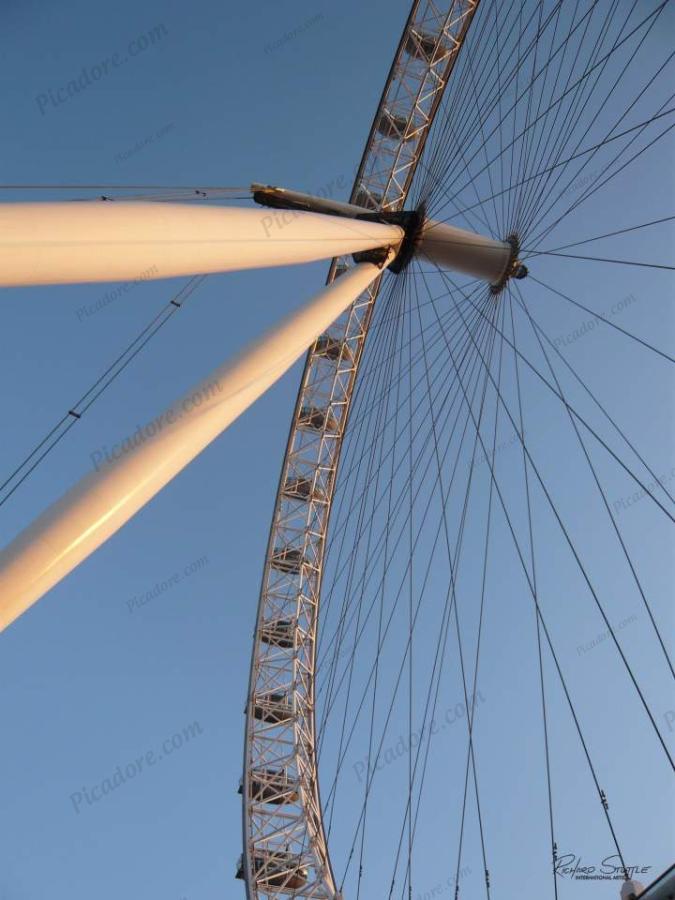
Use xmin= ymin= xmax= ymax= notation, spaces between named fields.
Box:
xmin=314 ymin=333 xmax=354 ymax=364
xmin=352 ymin=186 xmax=382 ymax=210
xmin=282 ymin=475 xmax=314 ymax=501
xmin=260 ymin=618 xmax=296 ymax=649
xmin=270 ymin=547 xmax=304 ymax=574
xmin=236 ymin=852 xmax=309 ymax=891
xmin=283 ymin=474 xmax=328 ymax=502
xmin=238 ymin=767 xmax=300 ymax=806
xmin=252 ymin=691 xmax=293 ymax=725
xmin=298 ymin=406 xmax=339 ymax=432
xmin=376 ymin=108 xmax=411 ymax=141
xmin=404 ymin=27 xmax=453 ymax=63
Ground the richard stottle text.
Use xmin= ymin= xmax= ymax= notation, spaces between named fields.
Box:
xmin=555 ymin=853 xmax=651 ymax=881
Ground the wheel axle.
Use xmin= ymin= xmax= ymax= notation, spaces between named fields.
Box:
xmin=252 ymin=184 xmax=529 ymax=289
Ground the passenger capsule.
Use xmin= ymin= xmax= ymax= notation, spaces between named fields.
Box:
xmin=353 ymin=186 xmax=383 ymax=210
xmin=252 ymin=691 xmax=293 ymax=724
xmin=298 ymin=406 xmax=339 ymax=431
xmin=270 ymin=546 xmax=303 ymax=573
xmin=376 ymin=108 xmax=410 ymax=140
xmin=282 ymin=476 xmax=313 ymax=500
xmin=260 ymin=618 xmax=295 ymax=649
xmin=236 ymin=851 xmax=308 ymax=890
xmin=404 ymin=28 xmax=450 ymax=62
xmin=239 ymin=767 xmax=300 ymax=805
xmin=315 ymin=334 xmax=354 ymax=363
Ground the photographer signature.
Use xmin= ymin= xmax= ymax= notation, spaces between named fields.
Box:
xmin=555 ymin=854 xmax=651 ymax=880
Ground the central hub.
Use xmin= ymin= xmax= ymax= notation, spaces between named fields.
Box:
xmin=251 ymin=184 xmax=528 ymax=288
xmin=353 ymin=205 xmax=426 ymax=272
xmin=489 ymin=233 xmax=528 ymax=294
xmin=368 ymin=210 xmax=528 ymax=289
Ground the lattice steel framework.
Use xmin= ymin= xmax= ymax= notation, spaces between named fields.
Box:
xmin=240 ymin=3 xmax=480 ymax=897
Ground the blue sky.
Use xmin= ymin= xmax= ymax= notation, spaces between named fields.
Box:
xmin=0 ymin=2 xmax=673 ymax=899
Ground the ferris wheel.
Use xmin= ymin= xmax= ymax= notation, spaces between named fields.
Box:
xmin=0 ymin=1 xmax=673 ymax=899
xmin=237 ymin=2 xmax=675 ymax=897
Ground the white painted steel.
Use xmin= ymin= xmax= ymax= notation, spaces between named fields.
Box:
xmin=0 ymin=258 xmax=394 ymax=631
xmin=417 ymin=219 xmax=512 ymax=284
xmin=0 ymin=203 xmax=403 ymax=287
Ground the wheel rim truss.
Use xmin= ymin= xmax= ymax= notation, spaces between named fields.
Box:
xmin=241 ymin=3 xmax=480 ymax=897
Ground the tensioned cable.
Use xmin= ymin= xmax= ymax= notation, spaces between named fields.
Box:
xmin=517 ymin=5 xmax=622 ymax=234
xmin=448 ymin=307 xmax=504 ymax=900
xmin=325 ymin=287 xmax=502 ymax=894
xmin=318 ymin=313 xmax=495 ymax=749
xmin=431 ymin=108 xmax=675 ymax=227
xmin=318 ymin=293 xmax=496 ymax=742
xmin=425 ymin=4 xmax=668 ymax=226
xmin=499 ymin=284 xmax=674 ymax=509
xmin=317 ymin=295 xmax=493 ymax=667
xmin=412 ymin=0 xmax=525 ymax=216
xmin=508 ymin=1 xmax=544 ymax=237
xmin=435 ymin=266 xmax=675 ymax=771
xmin=320 ymin=248 xmax=672 ymax=788
xmin=355 ymin=269 xmax=409 ymax=900
xmin=315 ymin=1 xmax=671 ymax=889
xmin=317 ymin=271 xmax=438 ymax=730
xmin=419 ymin=0 xmax=569 ymax=217
xmin=527 ymin=274 xmax=675 ymax=364
xmin=423 ymin=1 xmax=620 ymax=220
xmin=506 ymin=288 xmax=559 ymax=897
xmin=325 ymin=276 xmax=408 ymax=839
xmin=526 ymin=97 xmax=675 ymax=248
xmin=525 ymin=215 xmax=675 ymax=253
xmin=336 ymin=283 xmax=487 ymax=476
xmin=514 ymin=0 xmax=628 ymax=235
xmin=318 ymin=296 xmax=498 ymax=809
xmin=456 ymin=42 xmax=503 ymax=238
xmin=520 ymin=30 xmax=675 ymax=239
xmin=317 ymin=289 xmax=491 ymax=617
xmin=510 ymin=0 xmax=588 ymax=234
xmin=0 ymin=275 xmax=206 ymax=508
xmin=480 ymin=5 xmax=670 ymax=236
xmin=433 ymin=276 xmax=675 ymax=523
xmin=406 ymin=261 xmax=497 ymax=898
xmin=315 ymin=299 xmax=496 ymax=719
xmin=314 ymin=301 xmax=486 ymax=701
xmin=293 ymin=269 xmax=410 ymax=879
xmin=421 ymin=268 xmax=634 ymax=881
xmin=318 ymin=275 xmax=409 ymax=761
xmin=513 ymin=282 xmax=675 ymax=680
xmin=406 ymin=264 xmax=414 ymax=900
xmin=525 ymin=250 xmax=675 ymax=271
xmin=380 ymin=294 xmax=500 ymax=897
xmin=509 ymin=0 xmax=568 ymax=234
xmin=0 ymin=183 xmax=249 ymax=191
xmin=324 ymin=370 xmax=493 ymax=866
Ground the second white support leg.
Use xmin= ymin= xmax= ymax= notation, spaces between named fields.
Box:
xmin=0 ymin=255 xmax=394 ymax=631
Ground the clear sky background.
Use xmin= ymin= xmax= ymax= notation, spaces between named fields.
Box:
xmin=0 ymin=2 xmax=673 ymax=900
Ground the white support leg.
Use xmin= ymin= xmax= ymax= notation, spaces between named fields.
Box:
xmin=0 ymin=255 xmax=394 ymax=631
xmin=0 ymin=202 xmax=403 ymax=286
